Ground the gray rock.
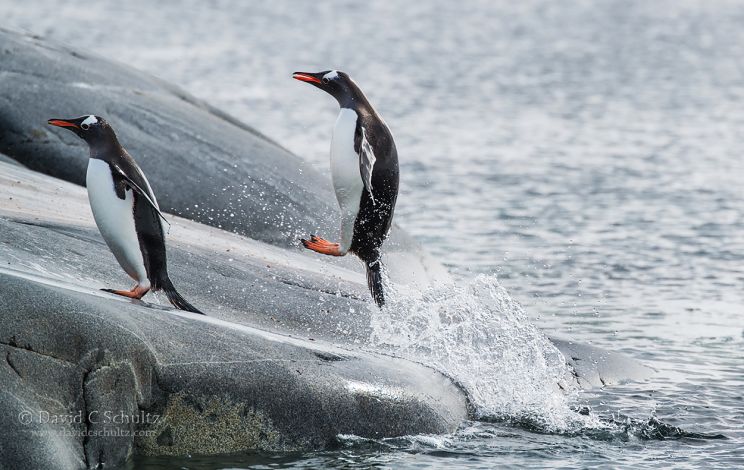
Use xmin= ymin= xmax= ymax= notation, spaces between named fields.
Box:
xmin=0 ymin=344 xmax=85 ymax=469
xmin=0 ymin=27 xmax=442 ymax=289
xmin=0 ymin=272 xmax=466 ymax=469
xmin=550 ymin=338 xmax=655 ymax=388
xmin=0 ymin=28 xmax=654 ymax=466
xmin=0 ymin=161 xmax=655 ymax=468
xmin=0 ymin=154 xmax=19 ymax=166
xmin=0 ymin=27 xmax=316 ymax=247
xmin=0 ymin=160 xmax=469 ymax=469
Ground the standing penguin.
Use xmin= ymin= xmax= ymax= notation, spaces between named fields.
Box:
xmin=293 ymin=70 xmax=399 ymax=307
xmin=48 ymin=115 xmax=203 ymax=314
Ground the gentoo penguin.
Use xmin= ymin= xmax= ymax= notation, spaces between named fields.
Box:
xmin=293 ymin=70 xmax=399 ymax=307
xmin=48 ymin=115 xmax=203 ymax=314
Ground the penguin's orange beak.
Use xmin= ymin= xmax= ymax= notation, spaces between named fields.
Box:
xmin=48 ymin=119 xmax=79 ymax=129
xmin=292 ymin=72 xmax=322 ymax=84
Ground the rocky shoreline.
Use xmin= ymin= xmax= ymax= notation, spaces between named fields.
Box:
xmin=0 ymin=29 xmax=652 ymax=469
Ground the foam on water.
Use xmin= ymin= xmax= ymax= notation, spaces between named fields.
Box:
xmin=368 ymin=274 xmax=598 ymax=432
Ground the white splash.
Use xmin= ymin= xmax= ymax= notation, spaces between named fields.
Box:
xmin=368 ymin=274 xmax=595 ymax=431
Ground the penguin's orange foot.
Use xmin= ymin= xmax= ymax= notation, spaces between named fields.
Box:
xmin=301 ymin=235 xmax=343 ymax=256
xmin=101 ymin=285 xmax=150 ymax=300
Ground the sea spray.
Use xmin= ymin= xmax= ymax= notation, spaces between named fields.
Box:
xmin=368 ymin=274 xmax=598 ymax=431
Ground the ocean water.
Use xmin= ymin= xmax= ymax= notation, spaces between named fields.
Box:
xmin=3 ymin=0 xmax=743 ymax=468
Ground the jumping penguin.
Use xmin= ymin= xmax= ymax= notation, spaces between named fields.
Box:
xmin=293 ymin=70 xmax=399 ymax=307
xmin=48 ymin=115 xmax=203 ymax=314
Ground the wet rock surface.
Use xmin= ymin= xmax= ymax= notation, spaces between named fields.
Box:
xmin=0 ymin=28 xmax=651 ymax=469
xmin=0 ymin=26 xmax=432 ymax=272
xmin=0 ymin=28 xmax=316 ymax=247
xmin=0 ymin=161 xmax=652 ymax=468
xmin=0 ymin=271 xmax=466 ymax=469
xmin=550 ymin=338 xmax=654 ymax=389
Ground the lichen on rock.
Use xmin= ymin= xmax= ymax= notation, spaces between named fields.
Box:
xmin=137 ymin=394 xmax=285 ymax=456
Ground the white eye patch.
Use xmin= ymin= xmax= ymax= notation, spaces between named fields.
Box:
xmin=323 ymin=70 xmax=339 ymax=80
xmin=81 ymin=115 xmax=98 ymax=126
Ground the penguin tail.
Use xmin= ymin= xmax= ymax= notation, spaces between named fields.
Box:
xmin=365 ymin=259 xmax=385 ymax=308
xmin=160 ymin=277 xmax=204 ymax=314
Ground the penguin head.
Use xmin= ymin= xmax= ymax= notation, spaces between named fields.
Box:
xmin=48 ymin=115 xmax=118 ymax=149
xmin=293 ymin=70 xmax=361 ymax=107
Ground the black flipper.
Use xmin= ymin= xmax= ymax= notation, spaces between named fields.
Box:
xmin=365 ymin=260 xmax=385 ymax=307
xmin=111 ymin=163 xmax=171 ymax=229
xmin=160 ymin=276 xmax=204 ymax=314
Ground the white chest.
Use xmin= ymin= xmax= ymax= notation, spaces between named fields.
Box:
xmin=86 ymin=158 xmax=147 ymax=281
xmin=330 ymin=108 xmax=363 ymax=215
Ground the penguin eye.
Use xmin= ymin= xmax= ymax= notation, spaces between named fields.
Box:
xmin=80 ymin=123 xmax=90 ymax=131
xmin=322 ymin=77 xmax=330 ymax=84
